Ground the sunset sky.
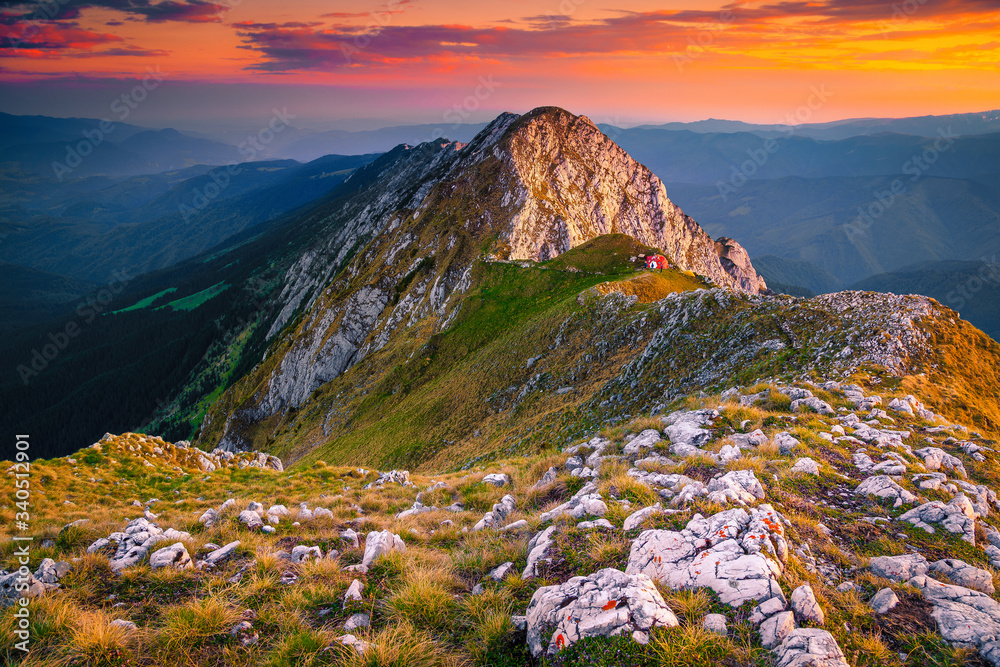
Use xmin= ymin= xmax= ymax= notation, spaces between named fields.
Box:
xmin=1 ymin=0 xmax=998 ymax=130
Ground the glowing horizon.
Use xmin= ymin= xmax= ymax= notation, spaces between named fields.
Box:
xmin=1 ymin=0 xmax=998 ymax=127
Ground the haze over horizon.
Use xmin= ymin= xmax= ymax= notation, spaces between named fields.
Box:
xmin=2 ymin=0 xmax=999 ymax=130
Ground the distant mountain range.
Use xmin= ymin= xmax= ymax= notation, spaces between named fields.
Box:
xmin=0 ymin=113 xmax=242 ymax=179
xmin=2 ymin=107 xmax=998 ymax=341
xmin=627 ymin=109 xmax=1000 ymax=140
xmin=0 ymin=153 xmax=377 ymax=286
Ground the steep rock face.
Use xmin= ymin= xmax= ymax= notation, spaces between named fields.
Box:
xmin=497 ymin=108 xmax=766 ymax=292
xmin=211 ymin=107 xmax=767 ymax=451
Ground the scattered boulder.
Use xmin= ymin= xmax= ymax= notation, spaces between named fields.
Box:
xmin=663 ymin=409 xmax=717 ymax=450
xmin=869 ymin=553 xmax=929 ymax=582
xmin=790 ymin=584 xmax=824 ymax=624
xmin=533 ymin=467 xmax=558 ymax=490
xmin=773 ymin=432 xmax=800 ymax=455
xmin=474 ymin=495 xmax=516 ymax=531
xmin=761 ymin=610 xmax=796 ymax=648
xmin=705 ymin=470 xmax=765 ymax=506
xmin=109 ymin=619 xmax=137 ymax=632
xmin=337 ymin=634 xmax=368 ymax=654
xmin=238 ymin=510 xmax=264 ymax=531
xmin=898 ymin=495 xmax=977 ymax=543
xmin=230 ymin=620 xmax=258 ymax=647
xmin=790 ymin=458 xmax=820 ymax=475
xmin=0 ymin=570 xmax=46 ymax=608
xmin=290 ymin=545 xmax=324 ymax=563
xmin=774 ymin=628 xmax=850 ymax=667
xmin=482 ymin=473 xmax=511 ymax=487
xmin=623 ymin=503 xmax=664 ymax=531
xmin=203 ymin=541 xmax=241 ymax=566
xmin=344 ymin=612 xmax=370 ymax=632
xmin=703 ymin=613 xmax=728 ymax=636
xmin=622 ymin=430 xmax=662 ymax=456
xmin=487 ymin=562 xmax=515 ymax=581
xmin=854 ymin=476 xmax=918 ymax=508
xmin=523 ymin=526 xmax=557 ymax=579
xmin=344 ymin=579 xmax=364 ymax=604
xmin=360 ymin=530 xmax=406 ymax=568
xmin=791 ymin=397 xmax=835 ymax=416
xmin=33 ymin=558 xmax=71 ymax=585
xmin=929 ymin=558 xmax=995 ymax=594
xmin=869 ymin=588 xmax=900 ymax=614
xmin=539 ymin=482 xmax=607 ymax=522
xmin=149 ymin=543 xmax=193 ymax=570
xmin=914 ymin=447 xmax=967 ymax=478
xmin=524 ymin=567 xmax=679 ymax=657
xmin=363 ymin=469 xmax=411 ymax=489
xmin=909 ymin=575 xmax=1000 ymax=650
xmin=626 ymin=505 xmax=788 ymax=608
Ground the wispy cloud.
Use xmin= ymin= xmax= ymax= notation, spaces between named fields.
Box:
xmin=233 ymin=1 xmax=1000 ymax=73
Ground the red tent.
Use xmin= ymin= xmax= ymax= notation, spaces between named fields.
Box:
xmin=645 ymin=255 xmax=668 ymax=270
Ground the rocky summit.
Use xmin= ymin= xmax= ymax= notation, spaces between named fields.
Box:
xmin=3 ymin=106 xmax=1000 ymax=667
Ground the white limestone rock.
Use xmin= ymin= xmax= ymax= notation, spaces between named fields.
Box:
xmin=898 ymin=494 xmax=977 ymax=543
xmin=790 ymin=584 xmax=824 ymax=625
xmin=482 ymin=473 xmax=511 ymax=487
xmin=705 ymin=469 xmax=765 ymax=506
xmin=854 ymin=476 xmax=918 ymax=508
xmin=623 ymin=503 xmax=664 ymax=531
xmin=929 ymin=558 xmax=995 ymax=594
xmin=524 ymin=567 xmax=679 ymax=657
xmin=625 ymin=505 xmax=788 ymax=609
xmin=149 ymin=543 xmax=193 ymax=570
xmin=869 ymin=553 xmax=929 ymax=582
xmin=869 ymin=588 xmax=900 ymax=614
xmin=790 ymin=458 xmax=820 ymax=475
xmin=473 ymin=494 xmax=516 ymax=531
xmin=774 ymin=628 xmax=850 ymax=667
xmin=361 ymin=530 xmax=406 ymax=568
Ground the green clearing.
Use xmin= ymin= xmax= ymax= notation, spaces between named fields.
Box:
xmin=113 ymin=287 xmax=177 ymax=314
xmin=160 ymin=282 xmax=230 ymax=311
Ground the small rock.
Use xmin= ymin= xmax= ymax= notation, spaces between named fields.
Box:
xmin=869 ymin=588 xmax=899 ymax=614
xmin=869 ymin=553 xmax=929 ymax=582
xmin=344 ymin=612 xmax=370 ymax=632
xmin=760 ymin=611 xmax=796 ymax=648
xmin=483 ymin=473 xmax=511 ymax=487
xmin=790 ymin=584 xmax=824 ymax=625
xmin=344 ymin=579 xmax=363 ymax=605
xmin=703 ymin=613 xmax=728 ymax=636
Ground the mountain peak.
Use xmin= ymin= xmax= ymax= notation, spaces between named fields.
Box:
xmin=476 ymin=107 xmax=767 ymax=292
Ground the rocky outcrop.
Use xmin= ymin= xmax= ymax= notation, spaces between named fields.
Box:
xmin=500 ymin=109 xmax=766 ymax=293
xmin=209 ymin=107 xmax=768 ymax=451
xmin=524 ymin=568 xmax=679 ymax=657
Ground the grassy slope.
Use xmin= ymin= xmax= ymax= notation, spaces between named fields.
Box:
xmin=258 ymin=235 xmax=706 ymax=471
xmin=210 ymin=237 xmax=1000 ymax=476
xmin=2 ymin=380 xmax=997 ymax=666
